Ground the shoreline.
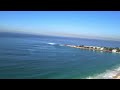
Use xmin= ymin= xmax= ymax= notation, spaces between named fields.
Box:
xmin=112 ymin=73 xmax=120 ymax=79
xmin=64 ymin=44 xmax=120 ymax=54
xmin=86 ymin=69 xmax=120 ymax=79
xmin=64 ymin=44 xmax=120 ymax=79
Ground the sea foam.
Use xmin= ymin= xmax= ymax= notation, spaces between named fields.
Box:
xmin=47 ymin=43 xmax=64 ymax=46
xmin=48 ymin=43 xmax=57 ymax=45
xmin=86 ymin=65 xmax=120 ymax=79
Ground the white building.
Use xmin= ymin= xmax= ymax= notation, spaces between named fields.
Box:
xmin=112 ymin=49 xmax=117 ymax=53
xmin=96 ymin=47 xmax=101 ymax=49
xmin=100 ymin=47 xmax=104 ymax=50
xmin=72 ymin=46 xmax=77 ymax=48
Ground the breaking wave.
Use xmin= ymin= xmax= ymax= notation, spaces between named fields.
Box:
xmin=47 ymin=43 xmax=58 ymax=45
xmin=47 ymin=42 xmax=64 ymax=46
xmin=86 ymin=65 xmax=120 ymax=79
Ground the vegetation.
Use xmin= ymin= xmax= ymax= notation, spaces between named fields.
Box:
xmin=108 ymin=47 xmax=113 ymax=51
xmin=66 ymin=44 xmax=120 ymax=53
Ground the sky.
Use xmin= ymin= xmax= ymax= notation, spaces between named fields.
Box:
xmin=0 ymin=11 xmax=120 ymax=40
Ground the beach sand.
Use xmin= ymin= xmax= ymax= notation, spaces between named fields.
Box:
xmin=113 ymin=73 xmax=120 ymax=79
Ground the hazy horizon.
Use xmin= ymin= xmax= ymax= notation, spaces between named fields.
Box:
xmin=1 ymin=29 xmax=120 ymax=42
xmin=0 ymin=11 xmax=120 ymax=41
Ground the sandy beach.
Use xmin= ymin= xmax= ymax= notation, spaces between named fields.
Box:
xmin=112 ymin=73 xmax=120 ymax=79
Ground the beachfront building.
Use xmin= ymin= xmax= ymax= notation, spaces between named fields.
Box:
xmin=96 ymin=47 xmax=101 ymax=50
xmin=93 ymin=47 xmax=96 ymax=49
xmin=100 ymin=47 xmax=104 ymax=50
xmin=65 ymin=44 xmax=120 ymax=54
xmin=112 ymin=49 xmax=117 ymax=53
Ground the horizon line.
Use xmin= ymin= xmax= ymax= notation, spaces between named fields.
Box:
xmin=0 ymin=31 xmax=120 ymax=42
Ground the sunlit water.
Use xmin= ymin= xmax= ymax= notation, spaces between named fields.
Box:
xmin=0 ymin=36 xmax=120 ymax=79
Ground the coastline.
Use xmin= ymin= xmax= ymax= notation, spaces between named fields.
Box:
xmin=86 ymin=65 xmax=120 ymax=79
xmin=112 ymin=73 xmax=120 ymax=79
xmin=64 ymin=44 xmax=120 ymax=79
xmin=64 ymin=44 xmax=120 ymax=54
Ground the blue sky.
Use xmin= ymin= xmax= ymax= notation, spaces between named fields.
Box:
xmin=0 ymin=11 xmax=120 ymax=40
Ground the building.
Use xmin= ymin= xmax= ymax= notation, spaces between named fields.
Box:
xmin=100 ymin=47 xmax=104 ymax=50
xmin=96 ymin=47 xmax=101 ymax=49
xmin=112 ymin=49 xmax=117 ymax=53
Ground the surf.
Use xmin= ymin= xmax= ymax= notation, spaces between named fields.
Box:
xmin=47 ymin=42 xmax=64 ymax=46
xmin=47 ymin=43 xmax=57 ymax=45
xmin=86 ymin=64 xmax=120 ymax=79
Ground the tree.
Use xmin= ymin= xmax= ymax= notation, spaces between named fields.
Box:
xmin=108 ymin=48 xmax=113 ymax=51
xmin=81 ymin=45 xmax=84 ymax=47
xmin=117 ymin=48 xmax=120 ymax=52
xmin=104 ymin=47 xmax=108 ymax=50
xmin=115 ymin=47 xmax=120 ymax=52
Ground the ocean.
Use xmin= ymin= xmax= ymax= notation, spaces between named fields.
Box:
xmin=0 ymin=35 xmax=120 ymax=79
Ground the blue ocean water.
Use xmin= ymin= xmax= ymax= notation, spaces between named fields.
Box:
xmin=0 ymin=35 xmax=120 ymax=79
